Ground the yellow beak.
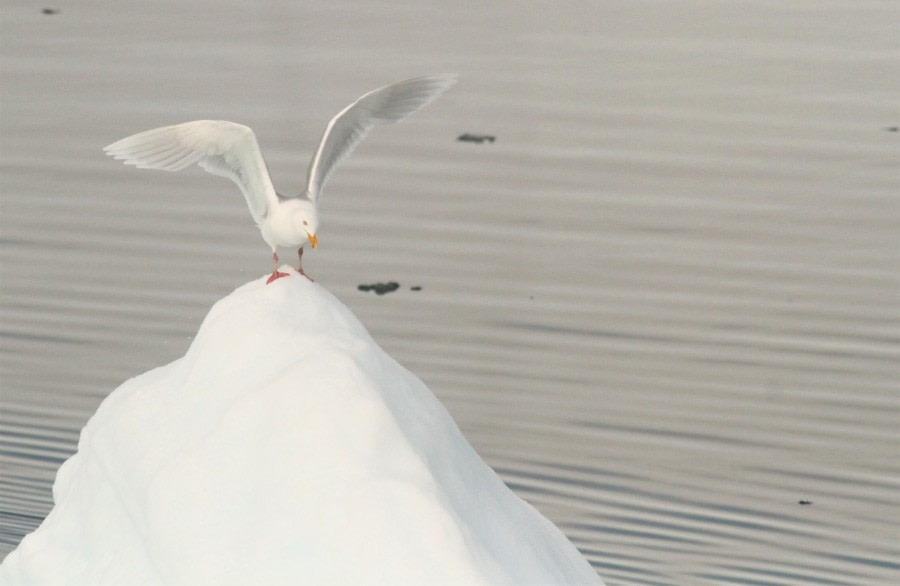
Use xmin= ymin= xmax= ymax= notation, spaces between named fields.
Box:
xmin=307 ymin=233 xmax=318 ymax=249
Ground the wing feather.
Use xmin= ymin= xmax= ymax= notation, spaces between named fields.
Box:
xmin=305 ymin=74 xmax=456 ymax=204
xmin=103 ymin=120 xmax=278 ymax=222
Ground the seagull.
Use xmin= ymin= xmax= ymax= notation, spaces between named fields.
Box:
xmin=103 ymin=74 xmax=457 ymax=284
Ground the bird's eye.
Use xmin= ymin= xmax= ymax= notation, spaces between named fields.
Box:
xmin=303 ymin=220 xmax=309 ymax=226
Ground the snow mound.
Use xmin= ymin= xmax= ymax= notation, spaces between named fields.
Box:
xmin=1 ymin=272 xmax=603 ymax=585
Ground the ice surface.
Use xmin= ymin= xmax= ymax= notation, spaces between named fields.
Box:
xmin=1 ymin=271 xmax=602 ymax=585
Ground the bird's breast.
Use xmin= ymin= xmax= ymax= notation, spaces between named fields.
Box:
xmin=259 ymin=204 xmax=315 ymax=250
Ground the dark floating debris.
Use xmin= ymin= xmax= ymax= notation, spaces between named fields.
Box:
xmin=358 ymin=282 xmax=400 ymax=295
xmin=798 ymin=500 xmax=813 ymax=505
xmin=885 ymin=126 xmax=899 ymax=132
xmin=457 ymin=133 xmax=496 ymax=144
xmin=42 ymin=7 xmax=59 ymax=14
xmin=410 ymin=286 xmax=422 ymax=291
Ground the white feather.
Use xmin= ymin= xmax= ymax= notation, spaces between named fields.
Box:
xmin=103 ymin=120 xmax=277 ymax=223
xmin=305 ymin=74 xmax=457 ymax=204
xmin=103 ymin=74 xmax=456 ymax=278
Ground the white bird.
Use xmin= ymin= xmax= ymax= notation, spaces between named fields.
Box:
xmin=103 ymin=74 xmax=457 ymax=283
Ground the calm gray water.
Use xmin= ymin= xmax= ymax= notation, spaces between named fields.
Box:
xmin=2 ymin=1 xmax=898 ymax=584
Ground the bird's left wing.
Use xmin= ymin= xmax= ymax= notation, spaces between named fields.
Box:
xmin=305 ymin=74 xmax=457 ymax=205
xmin=103 ymin=120 xmax=278 ymax=223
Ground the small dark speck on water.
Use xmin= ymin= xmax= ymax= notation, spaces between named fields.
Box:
xmin=798 ymin=500 xmax=813 ymax=505
xmin=410 ymin=286 xmax=422 ymax=291
xmin=358 ymin=282 xmax=400 ymax=295
xmin=457 ymin=133 xmax=496 ymax=144
xmin=885 ymin=126 xmax=899 ymax=132
xmin=42 ymin=7 xmax=59 ymax=14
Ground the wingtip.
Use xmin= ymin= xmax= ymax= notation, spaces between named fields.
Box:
xmin=408 ymin=73 xmax=458 ymax=100
xmin=428 ymin=73 xmax=459 ymax=87
xmin=103 ymin=148 xmax=127 ymax=160
xmin=405 ymin=73 xmax=458 ymax=89
xmin=103 ymin=139 xmax=130 ymax=155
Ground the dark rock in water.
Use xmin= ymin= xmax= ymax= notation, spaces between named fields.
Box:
xmin=457 ymin=133 xmax=496 ymax=144
xmin=798 ymin=500 xmax=813 ymax=505
xmin=885 ymin=126 xmax=899 ymax=132
xmin=42 ymin=7 xmax=59 ymax=14
xmin=358 ymin=282 xmax=400 ymax=295
xmin=410 ymin=286 xmax=422 ymax=291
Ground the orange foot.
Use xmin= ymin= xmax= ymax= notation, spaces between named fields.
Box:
xmin=266 ymin=270 xmax=290 ymax=284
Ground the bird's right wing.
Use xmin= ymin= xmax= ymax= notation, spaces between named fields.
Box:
xmin=104 ymin=120 xmax=278 ymax=223
xmin=305 ymin=74 xmax=457 ymax=205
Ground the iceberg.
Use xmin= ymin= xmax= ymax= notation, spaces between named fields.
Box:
xmin=1 ymin=272 xmax=603 ymax=585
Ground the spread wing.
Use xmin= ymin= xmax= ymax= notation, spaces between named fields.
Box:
xmin=305 ymin=74 xmax=457 ymax=205
xmin=103 ymin=120 xmax=278 ymax=223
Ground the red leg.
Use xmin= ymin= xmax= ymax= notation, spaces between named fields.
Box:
xmin=266 ymin=252 xmax=289 ymax=284
xmin=297 ymin=247 xmax=314 ymax=281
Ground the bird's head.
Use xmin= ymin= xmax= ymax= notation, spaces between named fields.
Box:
xmin=300 ymin=216 xmax=318 ymax=249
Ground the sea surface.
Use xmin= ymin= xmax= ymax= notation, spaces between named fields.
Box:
xmin=1 ymin=1 xmax=898 ymax=584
